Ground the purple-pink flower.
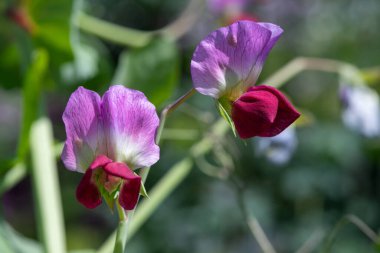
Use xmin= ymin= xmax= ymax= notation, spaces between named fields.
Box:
xmin=191 ymin=21 xmax=300 ymax=138
xmin=61 ymin=85 xmax=159 ymax=210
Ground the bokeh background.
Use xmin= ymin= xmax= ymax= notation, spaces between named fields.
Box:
xmin=1 ymin=0 xmax=380 ymax=252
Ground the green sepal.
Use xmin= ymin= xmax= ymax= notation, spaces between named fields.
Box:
xmin=217 ymin=100 xmax=237 ymax=137
xmin=139 ymin=181 xmax=149 ymax=199
xmin=99 ymin=186 xmax=118 ymax=212
xmin=94 ymin=173 xmax=117 ymax=212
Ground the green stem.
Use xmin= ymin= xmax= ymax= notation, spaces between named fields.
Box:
xmin=140 ymin=88 xmax=195 ymax=183
xmin=113 ymin=203 xmax=128 ymax=253
xmin=264 ymin=57 xmax=365 ymax=88
xmin=110 ymin=88 xmax=195 ymax=253
xmin=231 ymin=176 xmax=276 ymax=253
xmin=98 ymin=119 xmax=229 ymax=253
xmin=295 ymin=229 xmax=324 ymax=253
xmin=0 ymin=58 xmax=365 ymax=196
xmin=75 ymin=0 xmax=203 ymax=47
xmin=319 ymin=214 xmax=380 ymax=253
xmin=113 ymin=221 xmax=128 ymax=253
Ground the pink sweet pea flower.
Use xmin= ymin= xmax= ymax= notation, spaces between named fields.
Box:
xmin=61 ymin=85 xmax=159 ymax=210
xmin=191 ymin=21 xmax=300 ymax=139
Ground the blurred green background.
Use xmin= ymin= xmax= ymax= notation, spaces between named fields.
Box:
xmin=1 ymin=0 xmax=380 ymax=252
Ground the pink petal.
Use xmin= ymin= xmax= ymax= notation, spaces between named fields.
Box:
xmin=101 ymin=85 xmax=160 ymax=168
xmin=61 ymin=87 xmax=104 ymax=172
xmin=191 ymin=21 xmax=283 ymax=98
xmin=76 ymin=169 xmax=102 ymax=209
xmin=89 ymin=155 xmax=113 ymax=170
xmin=103 ymin=162 xmax=136 ymax=180
xmin=118 ymin=177 xmax=142 ymax=210
xmin=232 ymin=85 xmax=300 ymax=138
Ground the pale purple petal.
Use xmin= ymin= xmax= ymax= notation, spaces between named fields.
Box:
xmin=246 ymin=22 xmax=283 ymax=85
xmin=101 ymin=85 xmax=160 ymax=169
xmin=191 ymin=21 xmax=283 ymax=98
xmin=61 ymin=87 xmax=104 ymax=172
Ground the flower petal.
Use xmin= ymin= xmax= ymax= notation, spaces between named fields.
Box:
xmin=232 ymin=85 xmax=300 ymax=138
xmin=232 ymin=89 xmax=279 ymax=138
xmin=101 ymin=85 xmax=160 ymax=168
xmin=118 ymin=176 xmax=142 ymax=210
xmin=76 ymin=169 xmax=102 ymax=209
xmin=191 ymin=21 xmax=282 ymax=98
xmin=103 ymin=162 xmax=136 ymax=180
xmin=61 ymin=87 xmax=104 ymax=172
xmin=89 ymin=155 xmax=113 ymax=170
xmin=246 ymin=22 xmax=283 ymax=85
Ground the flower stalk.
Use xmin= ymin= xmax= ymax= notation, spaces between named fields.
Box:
xmin=140 ymin=88 xmax=196 ymax=183
xmin=111 ymin=88 xmax=196 ymax=253
xmin=231 ymin=176 xmax=276 ymax=253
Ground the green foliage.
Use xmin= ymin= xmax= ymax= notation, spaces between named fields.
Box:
xmin=17 ymin=49 xmax=49 ymax=162
xmin=28 ymin=0 xmax=72 ymax=54
xmin=0 ymin=221 xmax=42 ymax=253
xmin=112 ymin=37 xmax=180 ymax=107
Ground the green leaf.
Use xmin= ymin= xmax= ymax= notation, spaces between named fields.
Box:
xmin=28 ymin=0 xmax=72 ymax=54
xmin=0 ymin=220 xmax=43 ymax=253
xmin=0 ymin=162 xmax=27 ymax=195
xmin=217 ymin=101 xmax=237 ymax=137
xmin=17 ymin=48 xmax=49 ymax=162
xmin=112 ymin=37 xmax=180 ymax=107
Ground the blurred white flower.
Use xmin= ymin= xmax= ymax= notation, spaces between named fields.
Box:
xmin=340 ymin=85 xmax=380 ymax=137
xmin=255 ymin=126 xmax=297 ymax=165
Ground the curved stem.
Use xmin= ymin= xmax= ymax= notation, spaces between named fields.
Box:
xmin=75 ymin=0 xmax=203 ymax=47
xmin=231 ymin=176 xmax=277 ymax=253
xmin=112 ymin=203 xmax=127 ymax=253
xmin=140 ymin=88 xmax=196 ymax=182
xmin=111 ymin=88 xmax=196 ymax=253
xmin=319 ymin=214 xmax=380 ymax=253
xmin=263 ymin=57 xmax=365 ymax=88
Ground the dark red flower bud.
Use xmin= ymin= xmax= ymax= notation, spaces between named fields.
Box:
xmin=232 ymin=85 xmax=300 ymax=139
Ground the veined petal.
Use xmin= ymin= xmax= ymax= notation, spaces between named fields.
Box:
xmin=191 ymin=21 xmax=282 ymax=99
xmin=61 ymin=87 xmax=104 ymax=172
xmin=101 ymin=85 xmax=160 ymax=168
xmin=245 ymin=23 xmax=283 ymax=85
